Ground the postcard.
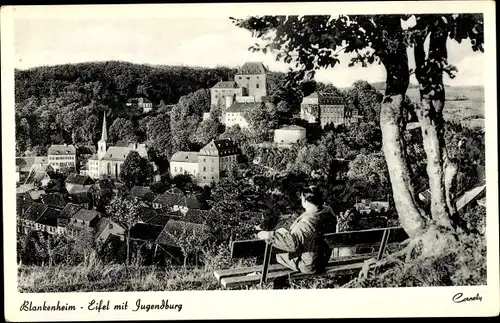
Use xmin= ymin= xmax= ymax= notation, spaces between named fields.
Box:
xmin=2 ymin=1 xmax=498 ymax=321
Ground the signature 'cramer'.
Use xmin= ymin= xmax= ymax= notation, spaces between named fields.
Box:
xmin=452 ymin=293 xmax=483 ymax=303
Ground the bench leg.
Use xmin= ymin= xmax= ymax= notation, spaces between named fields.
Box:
xmin=376 ymin=229 xmax=391 ymax=261
xmin=259 ymin=242 xmax=273 ymax=287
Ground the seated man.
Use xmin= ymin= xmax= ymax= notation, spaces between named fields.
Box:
xmin=258 ymin=185 xmax=337 ymax=274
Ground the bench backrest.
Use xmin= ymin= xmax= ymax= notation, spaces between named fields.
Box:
xmin=231 ymin=226 xmax=408 ymax=259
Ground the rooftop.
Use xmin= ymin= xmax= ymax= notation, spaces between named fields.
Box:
xmin=48 ymin=144 xmax=77 ymax=156
xmin=212 ymin=81 xmax=240 ymax=89
xmin=182 ymin=209 xmax=209 ymax=224
xmin=139 ymin=208 xmax=170 ymax=227
xmin=101 ymin=145 xmax=148 ymax=161
xmin=68 ymin=192 xmax=90 ymax=205
xmin=129 ymin=222 xmax=164 ymax=242
xmin=65 ymin=174 xmax=94 ymax=186
xmin=37 ymin=207 xmax=61 ymax=227
xmin=170 ymin=151 xmax=199 ymax=163
xmin=278 ymin=125 xmax=306 ymax=131
xmin=129 ymin=186 xmax=157 ymax=202
xmin=40 ymin=193 xmax=67 ymax=209
xmin=199 ymin=139 xmax=239 ymax=157
xmin=226 ymin=102 xmax=261 ymax=113
xmin=23 ymin=202 xmax=48 ymax=222
xmin=72 ymin=208 xmax=101 ymax=222
xmin=153 ymin=193 xmax=184 ymax=207
xmin=236 ymin=62 xmax=268 ymax=75
xmin=59 ymin=203 xmax=83 ymax=220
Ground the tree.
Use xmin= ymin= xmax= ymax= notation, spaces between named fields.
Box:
xmin=233 ymin=14 xmax=483 ymax=253
xmin=244 ymin=102 xmax=279 ymax=142
xmin=119 ymin=151 xmax=153 ymax=188
xmin=194 ymin=117 xmax=225 ymax=146
xmin=108 ymin=117 xmax=139 ymax=143
xmin=105 ymin=196 xmax=148 ymax=265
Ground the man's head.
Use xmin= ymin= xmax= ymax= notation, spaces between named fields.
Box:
xmin=300 ymin=185 xmax=324 ymax=211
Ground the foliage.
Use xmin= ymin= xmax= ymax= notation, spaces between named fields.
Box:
xmin=244 ymin=102 xmax=279 ymax=142
xmin=120 ymin=151 xmax=154 ymax=188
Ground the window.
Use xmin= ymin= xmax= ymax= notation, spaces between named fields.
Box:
xmin=256 ymin=84 xmax=259 ymax=89
xmin=203 ymin=167 xmax=206 ymax=172
xmin=211 ymin=167 xmax=214 ymax=172
xmin=174 ymin=167 xmax=177 ymax=172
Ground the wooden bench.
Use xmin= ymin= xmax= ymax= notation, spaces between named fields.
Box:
xmin=214 ymin=226 xmax=409 ymax=289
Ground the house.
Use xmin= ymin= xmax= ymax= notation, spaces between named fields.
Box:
xmin=234 ymin=62 xmax=268 ymax=101
xmin=224 ymin=100 xmax=259 ymax=129
xmin=39 ymin=193 xmax=67 ymax=209
xmin=35 ymin=207 xmax=61 ymax=235
xmin=94 ymin=217 xmax=125 ymax=244
xmin=197 ymin=139 xmax=240 ymax=185
xmin=300 ymin=92 xmax=360 ymax=128
xmin=20 ymin=202 xmax=48 ymax=234
xmin=174 ymin=194 xmax=205 ymax=214
xmin=48 ymin=144 xmax=77 ymax=171
xmin=65 ymin=174 xmax=94 ymax=192
xmin=152 ymin=192 xmax=184 ymax=210
xmin=210 ymin=81 xmax=243 ymax=106
xmin=273 ymin=125 xmax=306 ymax=145
xmin=170 ymin=152 xmax=199 ymax=178
xmin=354 ymin=199 xmax=390 ymax=214
xmin=66 ymin=208 xmax=101 ymax=237
xmin=127 ymin=97 xmax=154 ymax=113
xmin=57 ymin=203 xmax=83 ymax=235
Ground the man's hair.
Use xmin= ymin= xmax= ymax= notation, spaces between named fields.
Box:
xmin=300 ymin=185 xmax=324 ymax=207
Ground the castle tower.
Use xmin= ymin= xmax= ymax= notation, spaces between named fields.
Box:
xmin=97 ymin=112 xmax=108 ymax=160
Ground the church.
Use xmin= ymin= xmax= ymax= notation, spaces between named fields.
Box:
xmin=82 ymin=113 xmax=158 ymax=181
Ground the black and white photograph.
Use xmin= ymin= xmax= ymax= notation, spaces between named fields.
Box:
xmin=2 ymin=1 xmax=498 ymax=320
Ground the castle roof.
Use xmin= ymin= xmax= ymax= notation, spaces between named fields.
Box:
xmin=170 ymin=151 xmax=199 ymax=163
xmin=212 ymin=81 xmax=240 ymax=89
xmin=48 ymin=144 xmax=76 ymax=156
xmin=226 ymin=102 xmax=261 ymax=113
xmin=236 ymin=62 xmax=268 ymax=75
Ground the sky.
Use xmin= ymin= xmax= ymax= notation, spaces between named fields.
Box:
xmin=14 ymin=17 xmax=484 ymax=88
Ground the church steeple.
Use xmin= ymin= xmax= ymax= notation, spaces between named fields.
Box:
xmin=101 ymin=112 xmax=108 ymax=142
xmin=98 ymin=111 xmax=108 ymax=160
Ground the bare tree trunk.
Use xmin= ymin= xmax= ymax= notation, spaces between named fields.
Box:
xmin=126 ymin=229 xmax=130 ymax=265
xmin=413 ymin=19 xmax=456 ymax=230
xmin=376 ymin=16 xmax=428 ymax=238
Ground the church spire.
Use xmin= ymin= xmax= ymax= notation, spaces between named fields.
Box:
xmin=101 ymin=111 xmax=108 ymax=142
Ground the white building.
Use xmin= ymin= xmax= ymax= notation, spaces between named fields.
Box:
xmin=273 ymin=125 xmax=307 ymax=144
xmin=48 ymin=144 xmax=76 ymax=171
xmin=170 ymin=151 xmax=199 ymax=178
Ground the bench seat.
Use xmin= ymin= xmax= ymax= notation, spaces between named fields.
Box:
xmin=215 ymin=252 xmax=377 ymax=289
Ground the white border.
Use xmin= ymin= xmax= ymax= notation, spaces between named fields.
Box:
xmin=2 ymin=2 xmax=498 ymax=320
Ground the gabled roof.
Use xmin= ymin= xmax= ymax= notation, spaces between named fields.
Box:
xmin=40 ymin=193 xmax=67 ymax=209
xmin=236 ymin=62 xmax=267 ymax=75
xmin=23 ymin=202 xmax=48 ymax=222
xmin=68 ymin=185 xmax=91 ymax=194
xmin=226 ymin=102 xmax=261 ymax=113
xmin=199 ymin=139 xmax=240 ymax=157
xmin=72 ymin=208 xmax=101 ymax=222
xmin=170 ymin=151 xmax=199 ymax=163
xmin=152 ymin=193 xmax=184 ymax=207
xmin=65 ymin=174 xmax=94 ymax=186
xmin=156 ymin=220 xmax=209 ymax=247
xmin=129 ymin=222 xmax=164 ymax=242
xmin=37 ymin=207 xmax=61 ymax=227
xmin=101 ymin=145 xmax=148 ymax=161
xmin=68 ymin=192 xmax=90 ymax=204
xmin=48 ymin=144 xmax=76 ymax=156
xmin=212 ymin=81 xmax=240 ymax=89
xmin=176 ymin=194 xmax=204 ymax=210
xmin=139 ymin=208 xmax=170 ymax=227
xmin=59 ymin=203 xmax=83 ymax=220
xmin=95 ymin=217 xmax=125 ymax=238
